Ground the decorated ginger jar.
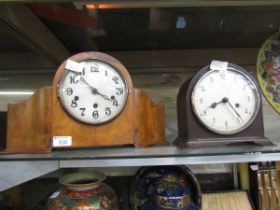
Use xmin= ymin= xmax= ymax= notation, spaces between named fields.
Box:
xmin=46 ymin=172 xmax=119 ymax=210
xmin=130 ymin=166 xmax=201 ymax=210
xmin=141 ymin=182 xmax=199 ymax=210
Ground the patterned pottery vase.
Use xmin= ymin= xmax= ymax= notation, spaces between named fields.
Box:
xmin=130 ymin=166 xmax=201 ymax=210
xmin=46 ymin=172 xmax=119 ymax=210
xmin=141 ymin=182 xmax=199 ymax=210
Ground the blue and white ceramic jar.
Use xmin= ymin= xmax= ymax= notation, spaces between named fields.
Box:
xmin=130 ymin=166 xmax=201 ymax=210
xmin=142 ymin=182 xmax=199 ymax=210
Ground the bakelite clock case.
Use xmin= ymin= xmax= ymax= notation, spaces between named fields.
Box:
xmin=176 ymin=62 xmax=272 ymax=147
xmin=0 ymin=52 xmax=165 ymax=154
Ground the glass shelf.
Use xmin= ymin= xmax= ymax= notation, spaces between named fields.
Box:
xmin=1 ymin=139 xmax=280 ymax=192
xmin=1 ymin=139 xmax=280 ymax=164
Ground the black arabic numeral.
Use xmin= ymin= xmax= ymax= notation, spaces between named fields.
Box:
xmin=71 ymin=100 xmax=78 ymax=108
xmin=82 ymin=68 xmax=85 ymax=76
xmin=105 ymin=107 xmax=111 ymax=116
xmin=80 ymin=108 xmax=86 ymax=116
xmin=113 ymin=99 xmax=118 ymax=107
xmin=93 ymin=110 xmax=99 ymax=119
xmin=225 ymin=121 xmax=229 ymax=128
xmin=203 ymin=110 xmax=206 ymax=116
xmin=70 ymin=75 xmax=79 ymax=84
xmin=247 ymin=96 xmax=251 ymax=102
xmin=66 ymin=88 xmax=73 ymax=96
xmin=116 ymin=88 xmax=123 ymax=95
xmin=237 ymin=117 xmax=241 ymax=124
xmin=91 ymin=64 xmax=99 ymax=72
xmin=112 ymin=76 xmax=119 ymax=84
xmin=200 ymin=86 xmax=206 ymax=92
xmin=212 ymin=118 xmax=215 ymax=125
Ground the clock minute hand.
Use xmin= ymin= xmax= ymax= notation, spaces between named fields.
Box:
xmin=93 ymin=89 xmax=112 ymax=101
xmin=80 ymin=76 xmax=112 ymax=101
xmin=225 ymin=98 xmax=243 ymax=122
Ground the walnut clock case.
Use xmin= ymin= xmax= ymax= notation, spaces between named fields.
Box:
xmin=0 ymin=52 xmax=165 ymax=154
xmin=176 ymin=60 xmax=272 ymax=147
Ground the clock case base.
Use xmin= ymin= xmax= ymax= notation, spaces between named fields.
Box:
xmin=0 ymin=87 xmax=165 ymax=154
xmin=175 ymin=63 xmax=273 ymax=147
xmin=175 ymin=137 xmax=273 ymax=148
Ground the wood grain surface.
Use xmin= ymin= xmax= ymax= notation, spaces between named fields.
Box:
xmin=133 ymin=88 xmax=166 ymax=147
xmin=51 ymin=52 xmax=165 ymax=148
xmin=0 ymin=86 xmax=52 ymax=154
xmin=0 ymin=52 xmax=166 ymax=153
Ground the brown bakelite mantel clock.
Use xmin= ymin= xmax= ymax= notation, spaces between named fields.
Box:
xmin=176 ymin=60 xmax=272 ymax=147
xmin=0 ymin=52 xmax=165 ymax=154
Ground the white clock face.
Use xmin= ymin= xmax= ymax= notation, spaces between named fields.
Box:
xmin=191 ymin=68 xmax=260 ymax=135
xmin=59 ymin=59 xmax=128 ymax=124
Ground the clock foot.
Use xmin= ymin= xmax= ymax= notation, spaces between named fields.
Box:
xmin=174 ymin=137 xmax=275 ymax=148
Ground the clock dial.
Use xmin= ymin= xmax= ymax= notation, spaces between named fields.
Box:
xmin=191 ymin=68 xmax=260 ymax=135
xmin=59 ymin=59 xmax=128 ymax=124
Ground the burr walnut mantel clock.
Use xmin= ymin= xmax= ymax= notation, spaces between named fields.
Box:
xmin=0 ymin=52 xmax=165 ymax=154
xmin=176 ymin=60 xmax=272 ymax=147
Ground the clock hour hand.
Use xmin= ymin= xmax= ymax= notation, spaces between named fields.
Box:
xmin=209 ymin=97 xmax=243 ymax=121
xmin=209 ymin=97 xmax=228 ymax=108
